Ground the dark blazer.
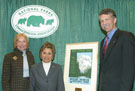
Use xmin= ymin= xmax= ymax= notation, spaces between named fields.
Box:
xmin=98 ymin=29 xmax=135 ymax=91
xmin=2 ymin=48 xmax=35 ymax=91
xmin=30 ymin=62 xmax=65 ymax=91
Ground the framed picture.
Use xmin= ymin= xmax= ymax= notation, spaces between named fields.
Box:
xmin=64 ymin=42 xmax=98 ymax=91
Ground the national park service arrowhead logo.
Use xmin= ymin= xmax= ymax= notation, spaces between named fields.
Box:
xmin=11 ymin=5 xmax=59 ymax=38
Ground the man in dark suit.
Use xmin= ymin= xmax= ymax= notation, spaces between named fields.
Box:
xmin=98 ymin=8 xmax=135 ymax=91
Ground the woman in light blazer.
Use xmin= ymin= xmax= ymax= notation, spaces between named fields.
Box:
xmin=30 ymin=42 xmax=65 ymax=91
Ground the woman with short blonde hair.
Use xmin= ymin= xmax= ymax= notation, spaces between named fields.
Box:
xmin=14 ymin=33 xmax=29 ymax=49
xmin=2 ymin=33 xmax=34 ymax=91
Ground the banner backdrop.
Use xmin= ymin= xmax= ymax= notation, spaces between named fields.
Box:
xmin=0 ymin=0 xmax=135 ymax=91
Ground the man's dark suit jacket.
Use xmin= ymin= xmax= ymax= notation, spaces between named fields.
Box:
xmin=2 ymin=48 xmax=35 ymax=91
xmin=98 ymin=29 xmax=135 ymax=91
xmin=30 ymin=62 xmax=65 ymax=91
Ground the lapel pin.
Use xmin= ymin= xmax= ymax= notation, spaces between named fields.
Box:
xmin=13 ymin=56 xmax=18 ymax=61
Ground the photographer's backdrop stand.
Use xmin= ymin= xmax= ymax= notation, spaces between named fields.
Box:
xmin=0 ymin=0 xmax=135 ymax=91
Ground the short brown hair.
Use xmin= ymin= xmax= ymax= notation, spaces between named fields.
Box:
xmin=14 ymin=33 xmax=29 ymax=49
xmin=99 ymin=8 xmax=116 ymax=18
xmin=39 ymin=42 xmax=56 ymax=59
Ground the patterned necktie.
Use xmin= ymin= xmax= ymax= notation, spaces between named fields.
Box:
xmin=103 ymin=36 xmax=109 ymax=56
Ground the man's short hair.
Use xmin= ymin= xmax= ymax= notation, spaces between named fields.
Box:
xmin=99 ymin=8 xmax=116 ymax=18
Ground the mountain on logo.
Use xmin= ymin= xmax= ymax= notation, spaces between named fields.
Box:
xmin=18 ymin=15 xmax=54 ymax=27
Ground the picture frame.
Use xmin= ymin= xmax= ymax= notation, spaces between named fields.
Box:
xmin=64 ymin=42 xmax=98 ymax=91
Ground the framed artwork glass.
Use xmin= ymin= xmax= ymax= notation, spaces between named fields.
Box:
xmin=64 ymin=42 xmax=98 ymax=91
